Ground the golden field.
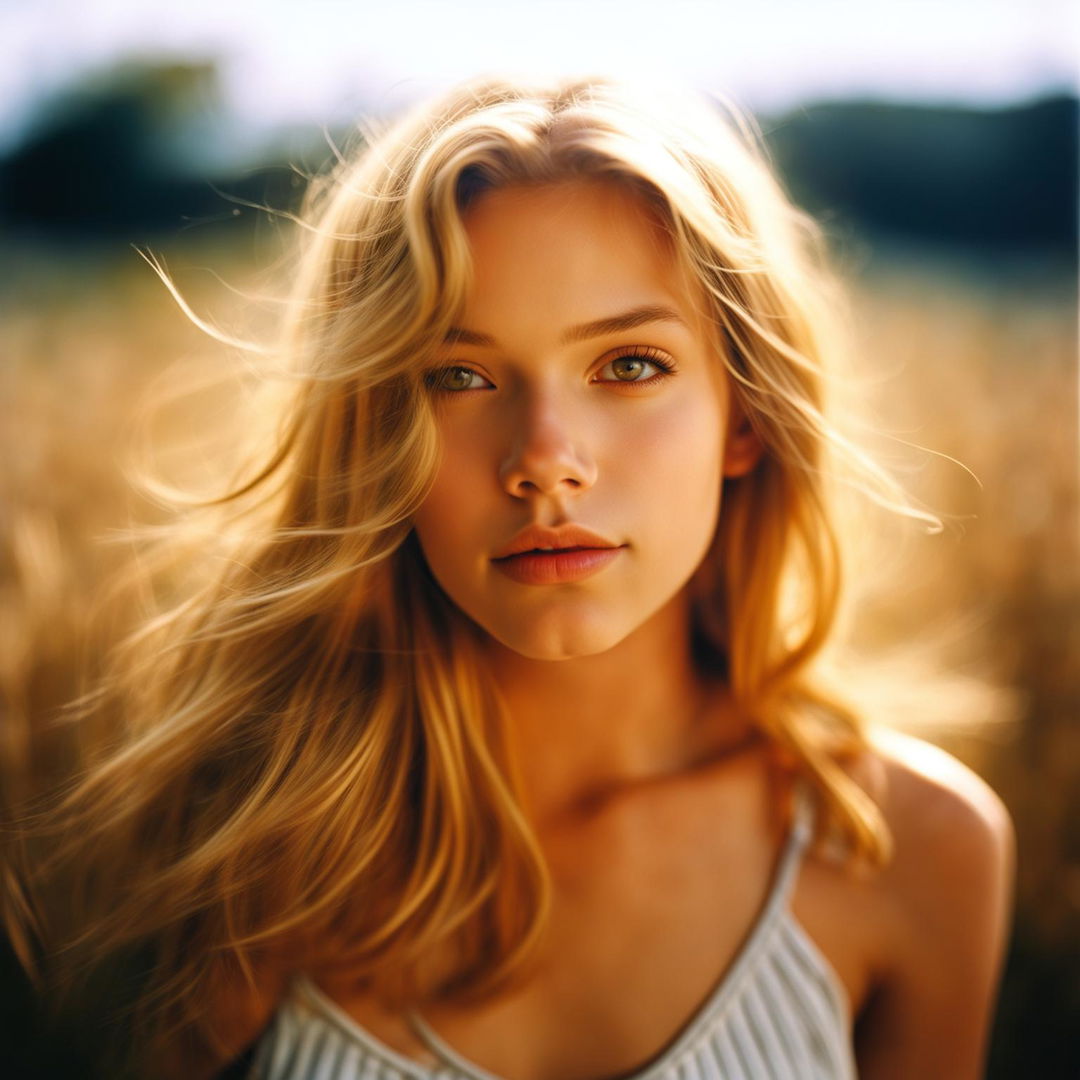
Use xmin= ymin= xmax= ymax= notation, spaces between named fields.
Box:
xmin=1 ymin=232 xmax=1077 ymax=1074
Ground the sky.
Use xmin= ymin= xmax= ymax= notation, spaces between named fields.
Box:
xmin=2 ymin=0 xmax=1077 ymax=155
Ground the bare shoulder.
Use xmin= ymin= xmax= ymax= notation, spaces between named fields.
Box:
xmin=866 ymin=726 xmax=1015 ymax=872
xmin=852 ymin=727 xmax=1016 ymax=1080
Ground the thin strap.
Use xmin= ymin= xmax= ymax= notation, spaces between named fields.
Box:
xmin=406 ymin=1012 xmax=504 ymax=1080
xmin=743 ymin=774 xmax=813 ymax=932
xmin=787 ymin=776 xmax=815 ymax=872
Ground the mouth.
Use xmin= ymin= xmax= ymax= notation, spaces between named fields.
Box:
xmin=491 ymin=522 xmax=621 ymax=561
xmin=490 ymin=545 xmax=626 ymax=585
xmin=494 ymin=545 xmax=604 ymax=560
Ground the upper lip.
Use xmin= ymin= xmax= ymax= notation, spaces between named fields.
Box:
xmin=492 ymin=523 xmax=622 ymax=560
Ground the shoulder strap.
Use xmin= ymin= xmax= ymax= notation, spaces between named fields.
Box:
xmin=764 ymin=777 xmax=815 ymax=916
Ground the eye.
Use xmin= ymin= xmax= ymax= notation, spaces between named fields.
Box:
xmin=424 ymin=365 xmax=493 ymax=393
xmin=596 ymin=347 xmax=678 ymax=387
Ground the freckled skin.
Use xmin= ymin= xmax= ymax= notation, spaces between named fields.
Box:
xmin=411 ymin=180 xmax=745 ymax=661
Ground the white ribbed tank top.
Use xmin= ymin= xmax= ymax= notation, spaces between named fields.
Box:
xmin=250 ymin=782 xmax=855 ymax=1079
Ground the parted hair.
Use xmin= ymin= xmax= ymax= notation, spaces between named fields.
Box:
xmin=4 ymin=73 xmax=934 ymax=1076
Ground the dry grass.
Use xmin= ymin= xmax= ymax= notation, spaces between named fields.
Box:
xmin=1 ymin=235 xmax=1077 ymax=1053
xmin=847 ymin=251 xmax=1079 ymax=943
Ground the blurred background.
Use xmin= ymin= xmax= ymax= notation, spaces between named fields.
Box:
xmin=1 ymin=1 xmax=1077 ymax=1076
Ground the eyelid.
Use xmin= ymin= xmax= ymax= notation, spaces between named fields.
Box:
xmin=424 ymin=364 xmax=494 ymax=392
xmin=427 ymin=345 xmax=678 ymax=393
xmin=593 ymin=345 xmax=678 ymax=387
xmin=596 ymin=345 xmax=676 ymax=373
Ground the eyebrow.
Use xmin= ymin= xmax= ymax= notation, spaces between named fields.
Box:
xmin=443 ymin=304 xmax=688 ymax=348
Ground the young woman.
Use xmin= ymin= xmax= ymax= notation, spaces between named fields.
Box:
xmin=6 ymin=75 xmax=1015 ymax=1079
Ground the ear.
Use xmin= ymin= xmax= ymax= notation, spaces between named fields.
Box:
xmin=722 ymin=398 xmax=765 ymax=478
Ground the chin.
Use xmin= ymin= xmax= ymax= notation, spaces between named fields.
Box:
xmin=485 ymin=615 xmax=631 ymax=662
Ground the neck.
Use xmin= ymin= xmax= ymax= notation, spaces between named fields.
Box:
xmin=484 ymin=590 xmax=757 ymax=828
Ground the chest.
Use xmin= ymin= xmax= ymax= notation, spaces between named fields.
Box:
xmin=312 ymin=781 xmax=880 ymax=1080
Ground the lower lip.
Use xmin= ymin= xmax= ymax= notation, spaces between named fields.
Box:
xmin=491 ymin=546 xmax=625 ymax=585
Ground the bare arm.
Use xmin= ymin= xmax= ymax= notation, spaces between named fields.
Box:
xmin=855 ymin=732 xmax=1016 ymax=1079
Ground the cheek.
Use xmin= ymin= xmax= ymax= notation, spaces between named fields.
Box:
xmin=628 ymin=394 xmax=725 ymax=518
xmin=412 ymin=425 xmax=490 ymax=553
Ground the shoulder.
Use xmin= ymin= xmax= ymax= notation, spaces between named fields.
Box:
xmin=163 ymin=957 xmax=290 ymax=1080
xmin=866 ymin=727 xmax=1014 ymax=875
xmin=852 ymin=727 xmax=1016 ymax=1079
xmin=863 ymin=727 xmax=1016 ymax=987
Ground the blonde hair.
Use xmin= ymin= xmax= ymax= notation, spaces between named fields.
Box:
xmin=5 ymin=74 xmax=937 ymax=1074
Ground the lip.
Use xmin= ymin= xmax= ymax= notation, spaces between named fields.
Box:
xmin=491 ymin=546 xmax=625 ymax=585
xmin=492 ymin=522 xmax=621 ymax=560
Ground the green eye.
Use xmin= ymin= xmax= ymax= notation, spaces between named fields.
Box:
xmin=611 ymin=357 xmax=648 ymax=381
xmin=599 ymin=349 xmax=677 ymax=385
xmin=426 ymin=366 xmax=490 ymax=392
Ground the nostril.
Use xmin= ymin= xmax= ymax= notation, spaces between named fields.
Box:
xmin=514 ymin=477 xmax=581 ymax=495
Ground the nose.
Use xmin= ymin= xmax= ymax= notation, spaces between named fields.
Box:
xmin=498 ymin=388 xmax=598 ymax=499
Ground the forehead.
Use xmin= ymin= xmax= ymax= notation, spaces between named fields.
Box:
xmin=458 ymin=179 xmax=692 ymax=315
xmin=461 ymin=177 xmax=670 ymax=240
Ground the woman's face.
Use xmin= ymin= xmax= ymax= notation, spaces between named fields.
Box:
xmin=411 ymin=179 xmax=759 ymax=661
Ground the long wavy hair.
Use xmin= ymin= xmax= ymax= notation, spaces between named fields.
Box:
xmin=5 ymin=73 xmax=937 ymax=1075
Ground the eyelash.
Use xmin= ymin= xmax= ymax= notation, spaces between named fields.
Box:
xmin=425 ymin=347 xmax=679 ymax=394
